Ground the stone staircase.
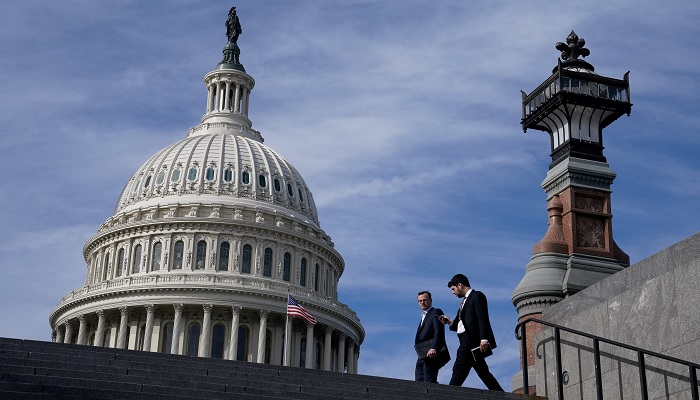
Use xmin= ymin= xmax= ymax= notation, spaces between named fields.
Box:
xmin=0 ymin=337 xmax=542 ymax=400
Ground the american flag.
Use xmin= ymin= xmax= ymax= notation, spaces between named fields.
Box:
xmin=287 ymin=295 xmax=316 ymax=325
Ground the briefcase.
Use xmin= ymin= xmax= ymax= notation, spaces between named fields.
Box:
xmin=414 ymin=340 xmax=433 ymax=359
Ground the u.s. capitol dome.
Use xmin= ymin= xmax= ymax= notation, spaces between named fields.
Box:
xmin=49 ymin=7 xmax=364 ymax=372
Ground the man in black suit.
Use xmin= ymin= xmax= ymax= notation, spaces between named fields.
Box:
xmin=414 ymin=291 xmax=450 ymax=383
xmin=438 ymin=274 xmax=503 ymax=391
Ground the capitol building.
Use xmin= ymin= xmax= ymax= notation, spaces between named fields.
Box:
xmin=48 ymin=7 xmax=364 ymax=373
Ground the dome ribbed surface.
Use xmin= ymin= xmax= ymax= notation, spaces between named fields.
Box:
xmin=116 ymin=133 xmax=318 ymax=225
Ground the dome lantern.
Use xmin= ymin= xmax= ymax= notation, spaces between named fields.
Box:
xmin=194 ymin=6 xmax=260 ymax=140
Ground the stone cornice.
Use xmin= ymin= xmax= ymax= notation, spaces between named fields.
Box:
xmin=542 ymin=157 xmax=616 ymax=197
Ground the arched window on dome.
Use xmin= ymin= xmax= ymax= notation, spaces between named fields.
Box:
xmin=314 ymin=263 xmax=320 ymax=292
xmin=300 ymin=257 xmax=307 ymax=287
xmin=173 ymin=241 xmax=184 ymax=270
xmin=102 ymin=253 xmax=110 ymax=281
xmin=237 ymin=326 xmax=249 ymax=361
xmin=144 ymin=175 xmax=152 ymax=190
xmin=160 ymin=322 xmax=173 ymax=354
xmin=273 ymin=178 xmax=281 ymax=192
xmin=116 ymin=249 xmax=125 ymax=277
xmin=186 ymin=323 xmax=201 ymax=357
xmin=132 ymin=244 xmax=142 ymax=274
xmin=195 ymin=240 xmax=207 ymax=270
xmin=156 ymin=170 xmax=166 ymax=186
xmin=298 ymin=188 xmax=304 ymax=202
xmin=283 ymin=252 xmax=291 ymax=282
xmin=218 ymin=242 xmax=230 ymax=271
xmin=223 ymin=168 xmax=234 ymax=183
xmin=187 ymin=166 xmax=198 ymax=182
xmin=132 ymin=178 xmax=141 ymax=194
xmin=210 ymin=324 xmax=226 ymax=359
xmin=258 ymin=174 xmax=267 ymax=187
xmin=151 ymin=242 xmax=162 ymax=271
xmin=263 ymin=247 xmax=273 ymax=277
xmin=171 ymin=168 xmax=181 ymax=183
xmin=242 ymin=171 xmax=250 ymax=185
xmin=241 ymin=244 xmax=252 ymax=274
xmin=205 ymin=166 xmax=216 ymax=182
xmin=287 ymin=183 xmax=294 ymax=197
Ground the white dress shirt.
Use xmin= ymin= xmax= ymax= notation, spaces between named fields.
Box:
xmin=456 ymin=289 xmax=472 ymax=334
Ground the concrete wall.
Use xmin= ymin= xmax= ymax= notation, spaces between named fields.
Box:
xmin=533 ymin=232 xmax=700 ymax=400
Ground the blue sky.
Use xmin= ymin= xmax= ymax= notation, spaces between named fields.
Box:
xmin=1 ymin=0 xmax=699 ymax=391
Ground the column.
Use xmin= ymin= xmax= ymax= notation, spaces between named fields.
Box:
xmin=64 ymin=322 xmax=74 ymax=344
xmin=56 ymin=326 xmax=65 ymax=343
xmin=206 ymin=84 xmax=214 ymax=113
xmin=304 ymin=323 xmax=314 ymax=369
xmin=242 ymin=88 xmax=249 ymax=115
xmin=171 ymin=303 xmax=184 ymax=355
xmin=198 ymin=304 xmax=213 ymax=357
xmin=116 ymin=307 xmax=129 ymax=349
xmin=76 ymin=315 xmax=87 ymax=345
xmin=218 ymin=82 xmax=225 ymax=112
xmin=223 ymin=81 xmax=231 ymax=111
xmin=228 ymin=306 xmax=241 ymax=360
xmin=337 ymin=333 xmax=346 ymax=373
xmin=233 ymin=84 xmax=241 ymax=113
xmin=323 ymin=326 xmax=333 ymax=371
xmin=256 ymin=310 xmax=268 ymax=364
xmin=94 ymin=310 xmax=106 ymax=347
xmin=348 ymin=342 xmax=356 ymax=374
xmin=143 ymin=304 xmax=155 ymax=352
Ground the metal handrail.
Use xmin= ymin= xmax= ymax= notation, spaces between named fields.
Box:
xmin=515 ymin=317 xmax=700 ymax=400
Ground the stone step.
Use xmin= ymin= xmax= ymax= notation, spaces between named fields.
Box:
xmin=0 ymin=338 xmax=541 ymax=400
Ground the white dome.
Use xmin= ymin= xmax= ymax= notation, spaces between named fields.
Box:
xmin=49 ymin=13 xmax=363 ymax=372
xmin=116 ymin=130 xmax=319 ymax=226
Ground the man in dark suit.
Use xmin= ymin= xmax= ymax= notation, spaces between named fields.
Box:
xmin=414 ymin=291 xmax=450 ymax=383
xmin=438 ymin=274 xmax=503 ymax=391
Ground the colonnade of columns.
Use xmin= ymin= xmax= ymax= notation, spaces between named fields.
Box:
xmin=52 ymin=303 xmax=360 ymax=373
xmin=205 ymin=78 xmax=251 ymax=116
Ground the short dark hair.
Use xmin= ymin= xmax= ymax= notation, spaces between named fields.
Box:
xmin=447 ymin=274 xmax=470 ymax=288
xmin=417 ymin=291 xmax=432 ymax=300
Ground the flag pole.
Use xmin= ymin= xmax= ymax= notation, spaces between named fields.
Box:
xmin=283 ymin=292 xmax=291 ymax=366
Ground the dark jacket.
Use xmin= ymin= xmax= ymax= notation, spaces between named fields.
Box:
xmin=449 ymin=290 xmax=497 ymax=349
xmin=416 ymin=307 xmax=447 ymax=352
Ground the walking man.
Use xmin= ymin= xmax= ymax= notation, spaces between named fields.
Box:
xmin=438 ymin=274 xmax=503 ymax=391
xmin=414 ymin=291 xmax=450 ymax=382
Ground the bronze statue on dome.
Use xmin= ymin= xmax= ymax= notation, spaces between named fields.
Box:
xmin=226 ymin=6 xmax=242 ymax=44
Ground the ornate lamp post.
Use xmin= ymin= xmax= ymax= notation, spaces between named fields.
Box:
xmin=511 ymin=31 xmax=632 ymax=394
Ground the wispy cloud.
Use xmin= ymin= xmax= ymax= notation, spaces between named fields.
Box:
xmin=0 ymin=0 xmax=698 ymax=391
